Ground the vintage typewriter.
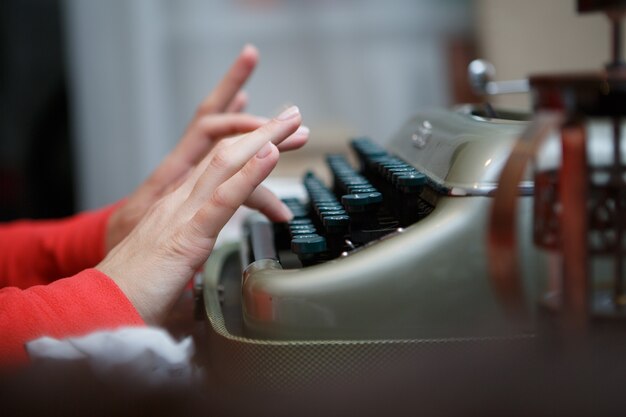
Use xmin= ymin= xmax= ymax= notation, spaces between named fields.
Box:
xmin=197 ymin=2 xmax=626 ymax=415
xmin=232 ymin=109 xmax=542 ymax=341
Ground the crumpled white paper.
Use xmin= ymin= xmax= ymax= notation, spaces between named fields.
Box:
xmin=26 ymin=327 xmax=197 ymax=386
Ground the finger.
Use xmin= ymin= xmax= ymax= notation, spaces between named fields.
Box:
xmin=225 ymin=90 xmax=248 ymax=113
xmin=163 ymin=166 xmax=194 ymax=196
xmin=244 ymin=185 xmax=293 ymax=222
xmin=135 ymin=162 xmax=194 ymax=209
xmin=189 ymin=113 xmax=265 ymax=150
xmin=277 ymin=125 xmax=310 ymax=152
xmin=191 ymin=143 xmax=280 ymax=239
xmin=197 ymin=44 xmax=259 ymax=115
xmin=184 ymin=106 xmax=301 ymax=211
xmin=230 ymin=107 xmax=304 ymax=151
xmin=172 ymin=149 xmax=213 ymax=201
xmin=147 ymin=113 xmax=268 ymax=193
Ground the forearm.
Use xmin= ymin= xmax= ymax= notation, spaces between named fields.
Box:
xmin=0 ymin=268 xmax=144 ymax=366
xmin=0 ymin=204 xmax=118 ymax=288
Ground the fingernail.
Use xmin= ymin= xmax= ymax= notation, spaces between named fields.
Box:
xmin=256 ymin=142 xmax=274 ymax=159
xmin=276 ymin=105 xmax=300 ymax=121
xmin=291 ymin=125 xmax=310 ymax=138
xmin=242 ymin=43 xmax=258 ymax=56
xmin=280 ymin=202 xmax=294 ymax=220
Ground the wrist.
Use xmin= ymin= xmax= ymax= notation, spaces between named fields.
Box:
xmin=96 ymin=248 xmax=197 ymax=325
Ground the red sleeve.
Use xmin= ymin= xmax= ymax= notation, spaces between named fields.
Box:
xmin=0 ymin=268 xmax=145 ymax=366
xmin=0 ymin=204 xmax=118 ymax=289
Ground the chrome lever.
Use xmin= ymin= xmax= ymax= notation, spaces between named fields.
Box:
xmin=468 ymin=59 xmax=529 ymax=96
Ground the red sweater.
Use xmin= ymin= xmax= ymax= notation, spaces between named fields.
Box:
xmin=0 ymin=206 xmax=144 ymax=366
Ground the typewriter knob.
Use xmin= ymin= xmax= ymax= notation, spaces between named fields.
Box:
xmin=468 ymin=59 xmax=496 ymax=95
xmin=468 ymin=59 xmax=529 ymax=96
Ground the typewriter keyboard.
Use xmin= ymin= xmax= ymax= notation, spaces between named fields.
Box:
xmin=273 ymin=137 xmax=436 ymax=267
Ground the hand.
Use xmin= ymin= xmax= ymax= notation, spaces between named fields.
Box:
xmin=98 ymin=106 xmax=302 ymax=324
xmin=105 ymin=44 xmax=309 ymax=252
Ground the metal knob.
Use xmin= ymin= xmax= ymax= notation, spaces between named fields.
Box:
xmin=468 ymin=59 xmax=529 ymax=96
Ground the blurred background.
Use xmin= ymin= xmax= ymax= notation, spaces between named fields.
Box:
xmin=0 ymin=0 xmax=618 ymax=219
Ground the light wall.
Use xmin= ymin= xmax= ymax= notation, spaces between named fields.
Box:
xmin=63 ymin=0 xmax=473 ymax=210
xmin=475 ymin=0 xmax=619 ymax=110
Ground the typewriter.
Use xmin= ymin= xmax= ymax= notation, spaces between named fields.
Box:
xmin=233 ymin=107 xmax=543 ymax=341
xmin=198 ymin=106 xmax=545 ymax=416
xmin=197 ymin=2 xmax=626 ymax=415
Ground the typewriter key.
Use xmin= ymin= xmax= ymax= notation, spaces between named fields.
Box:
xmin=341 ymin=192 xmax=383 ymax=211
xmin=291 ymin=234 xmax=328 ymax=266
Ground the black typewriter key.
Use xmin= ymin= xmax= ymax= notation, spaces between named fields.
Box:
xmin=341 ymin=192 xmax=386 ymax=243
xmin=289 ymin=224 xmax=316 ymax=232
xmin=379 ymin=160 xmax=407 ymax=169
xmin=323 ymin=214 xmax=351 ymax=255
xmin=316 ymin=208 xmax=343 ymax=218
xmin=378 ymin=165 xmax=404 ymax=178
xmin=289 ymin=208 xmax=309 ymax=219
xmin=347 ymin=181 xmax=372 ymax=187
xmin=314 ymin=195 xmax=334 ymax=202
xmin=315 ymin=202 xmax=342 ymax=210
xmin=342 ymin=182 xmax=371 ymax=192
xmin=289 ymin=218 xmax=313 ymax=226
xmin=276 ymin=199 xmax=307 ymax=249
xmin=319 ymin=210 xmax=347 ymax=235
xmin=361 ymin=149 xmax=387 ymax=158
xmin=284 ymin=201 xmax=307 ymax=211
xmin=315 ymin=203 xmax=342 ymax=217
xmin=396 ymin=172 xmax=426 ymax=191
xmin=341 ymin=192 xmax=383 ymax=212
xmin=290 ymin=228 xmax=318 ymax=237
xmin=283 ymin=199 xmax=308 ymax=218
xmin=323 ymin=214 xmax=350 ymax=229
xmin=384 ymin=168 xmax=415 ymax=195
xmin=284 ymin=200 xmax=304 ymax=207
xmin=350 ymin=138 xmax=386 ymax=155
xmin=341 ymin=176 xmax=368 ymax=184
xmin=314 ymin=206 xmax=342 ymax=229
xmin=311 ymin=196 xmax=336 ymax=204
xmin=390 ymin=172 xmax=419 ymax=192
xmin=318 ymin=212 xmax=346 ymax=224
xmin=273 ymin=222 xmax=291 ymax=251
xmin=369 ymin=156 xmax=392 ymax=165
xmin=288 ymin=222 xmax=317 ymax=243
xmin=291 ymin=234 xmax=327 ymax=253
xmin=284 ymin=201 xmax=306 ymax=209
xmin=307 ymin=189 xmax=325 ymax=197
xmin=318 ymin=209 xmax=341 ymax=217
xmin=379 ymin=161 xmax=405 ymax=169
xmin=339 ymin=181 xmax=366 ymax=195
xmin=347 ymin=185 xmax=376 ymax=194
xmin=281 ymin=198 xmax=302 ymax=206
xmin=330 ymin=165 xmax=353 ymax=172
xmin=395 ymin=172 xmax=428 ymax=226
xmin=291 ymin=234 xmax=328 ymax=266
xmin=365 ymin=157 xmax=390 ymax=175
xmin=353 ymin=149 xmax=387 ymax=171
xmin=385 ymin=167 xmax=415 ymax=182
xmin=290 ymin=230 xmax=318 ymax=241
